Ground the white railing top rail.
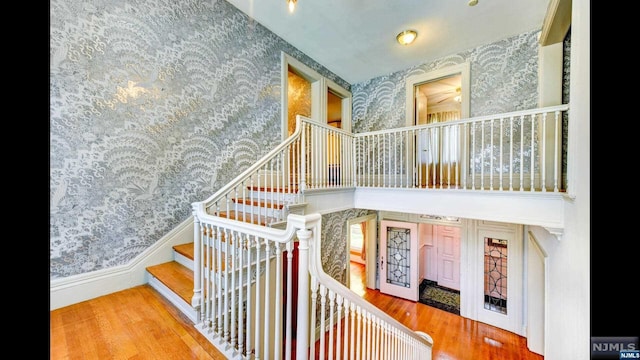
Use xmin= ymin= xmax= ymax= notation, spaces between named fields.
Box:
xmin=192 ymin=201 xmax=299 ymax=244
xmin=303 ymin=116 xmax=354 ymax=136
xmin=288 ymin=213 xmax=435 ymax=349
xmin=197 ymin=116 xmax=307 ymax=211
xmin=354 ymin=104 xmax=569 ymax=136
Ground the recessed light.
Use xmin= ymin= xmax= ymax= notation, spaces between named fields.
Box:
xmin=396 ymin=30 xmax=418 ymax=45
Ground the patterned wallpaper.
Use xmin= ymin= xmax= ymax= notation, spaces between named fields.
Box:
xmin=49 ymin=0 xmax=348 ymax=279
xmin=351 ymin=30 xmax=541 ymax=133
xmin=50 ymin=0 xmax=563 ymax=282
xmin=320 ymin=209 xmax=375 ymax=284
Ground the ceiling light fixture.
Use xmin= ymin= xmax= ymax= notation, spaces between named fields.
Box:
xmin=468 ymin=0 xmax=478 ymax=6
xmin=287 ymin=0 xmax=296 ymax=13
xmin=396 ymin=30 xmax=418 ymax=45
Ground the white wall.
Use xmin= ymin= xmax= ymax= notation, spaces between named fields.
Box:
xmin=544 ymin=0 xmax=590 ymax=358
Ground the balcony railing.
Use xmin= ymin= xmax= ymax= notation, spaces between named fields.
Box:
xmin=190 ymin=104 xmax=568 ymax=359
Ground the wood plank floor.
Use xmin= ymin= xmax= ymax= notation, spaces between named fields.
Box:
xmin=348 ymin=262 xmax=543 ymax=360
xmin=50 ymin=284 xmax=227 ymax=360
xmin=50 ymin=263 xmax=544 ymax=359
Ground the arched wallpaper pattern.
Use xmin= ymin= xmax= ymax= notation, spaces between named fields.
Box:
xmin=351 ymin=30 xmax=541 ymax=134
xmin=49 ymin=0 xmax=349 ymax=279
xmin=320 ymin=209 xmax=375 ymax=284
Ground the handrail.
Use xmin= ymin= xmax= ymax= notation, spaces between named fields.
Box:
xmin=199 ymin=115 xmax=306 ymax=210
xmin=354 ymin=104 xmax=569 ymax=136
xmin=192 ymin=202 xmax=299 ymax=243
xmin=292 ymin=213 xmax=434 ymax=346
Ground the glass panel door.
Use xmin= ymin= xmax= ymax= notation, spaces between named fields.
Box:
xmin=379 ymin=220 xmax=419 ymax=301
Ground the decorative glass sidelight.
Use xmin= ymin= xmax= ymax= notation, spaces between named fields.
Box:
xmin=484 ymin=237 xmax=508 ymax=314
xmin=386 ymin=227 xmax=412 ymax=288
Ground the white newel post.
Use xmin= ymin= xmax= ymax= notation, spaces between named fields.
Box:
xmin=191 ymin=205 xmax=202 ymax=315
xmin=295 ymin=227 xmax=311 ymax=360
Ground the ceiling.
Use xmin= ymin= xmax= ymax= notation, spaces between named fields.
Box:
xmin=225 ymin=0 xmax=552 ymax=84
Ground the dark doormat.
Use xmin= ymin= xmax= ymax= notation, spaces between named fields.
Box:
xmin=418 ymin=279 xmax=460 ymax=315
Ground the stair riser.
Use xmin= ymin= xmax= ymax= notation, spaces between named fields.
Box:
xmin=227 ymin=204 xmax=285 ymax=220
xmin=242 ymin=191 xmax=299 ymax=203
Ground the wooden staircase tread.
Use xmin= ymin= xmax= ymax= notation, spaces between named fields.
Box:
xmin=217 ymin=210 xmax=275 ymax=226
xmin=173 ymin=243 xmax=194 ymax=260
xmin=147 ymin=261 xmax=193 ymax=304
xmin=248 ymin=186 xmax=299 ymax=193
xmin=231 ymin=198 xmax=285 ymax=209
xmin=173 ymin=243 xmax=227 ymax=271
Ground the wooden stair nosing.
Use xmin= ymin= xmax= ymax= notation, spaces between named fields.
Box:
xmin=247 ymin=186 xmax=299 ymax=193
xmin=231 ymin=198 xmax=285 ymax=209
xmin=147 ymin=261 xmax=193 ymax=305
xmin=217 ymin=210 xmax=276 ymax=226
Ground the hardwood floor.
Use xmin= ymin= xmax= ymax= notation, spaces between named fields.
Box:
xmin=348 ymin=262 xmax=543 ymax=360
xmin=50 ymin=285 xmax=227 ymax=360
xmin=50 ymin=264 xmax=543 ymax=359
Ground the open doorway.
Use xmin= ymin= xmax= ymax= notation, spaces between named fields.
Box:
xmin=346 ymin=214 xmax=377 ymax=295
xmin=282 ymin=52 xmax=352 ymax=140
xmin=406 ymin=62 xmax=470 ymax=188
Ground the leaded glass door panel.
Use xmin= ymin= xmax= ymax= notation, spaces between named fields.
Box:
xmin=379 ymin=220 xmax=419 ymax=301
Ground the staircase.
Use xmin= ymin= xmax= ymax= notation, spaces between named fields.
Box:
xmin=146 ymin=183 xmax=306 ymax=324
xmin=147 ymin=243 xmax=198 ymax=322
xmin=145 ymin=116 xmax=434 ymax=359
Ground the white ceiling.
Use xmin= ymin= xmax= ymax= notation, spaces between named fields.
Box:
xmin=225 ymin=0 xmax=551 ymax=84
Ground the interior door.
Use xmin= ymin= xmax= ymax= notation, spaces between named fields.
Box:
xmin=436 ymin=225 xmax=461 ymax=291
xmin=476 ymin=228 xmax=523 ymax=335
xmin=379 ymin=220 xmax=419 ymax=301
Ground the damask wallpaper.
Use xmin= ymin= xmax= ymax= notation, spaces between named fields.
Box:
xmin=320 ymin=209 xmax=375 ymax=284
xmin=50 ymin=0 xmax=559 ymax=283
xmin=49 ymin=0 xmax=348 ymax=279
xmin=351 ymin=30 xmax=542 ymax=133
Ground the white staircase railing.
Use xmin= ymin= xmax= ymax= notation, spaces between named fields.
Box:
xmin=190 ymin=207 xmax=433 ymax=359
xmin=298 ymin=214 xmax=433 ymax=360
xmin=354 ymin=104 xmax=569 ymax=192
xmin=189 ymin=104 xmax=569 ymax=359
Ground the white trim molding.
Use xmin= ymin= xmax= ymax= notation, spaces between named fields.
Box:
xmin=543 ymin=227 xmax=563 ymax=241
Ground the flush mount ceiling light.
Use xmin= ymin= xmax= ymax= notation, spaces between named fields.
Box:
xmin=396 ymin=30 xmax=418 ymax=45
xmin=287 ymin=0 xmax=296 ymax=13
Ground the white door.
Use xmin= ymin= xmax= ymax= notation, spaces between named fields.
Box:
xmin=476 ymin=228 xmax=523 ymax=335
xmin=436 ymin=226 xmax=461 ymax=291
xmin=379 ymin=220 xmax=419 ymax=301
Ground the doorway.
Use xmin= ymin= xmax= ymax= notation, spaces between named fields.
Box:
xmin=347 ymin=214 xmax=377 ymax=292
xmin=281 ymin=52 xmax=352 ymax=139
xmin=417 ymin=222 xmax=462 ymax=315
xmin=405 ymin=63 xmax=470 ymax=188
xmin=379 ymin=220 xmax=419 ymax=301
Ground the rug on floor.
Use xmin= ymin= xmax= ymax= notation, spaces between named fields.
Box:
xmin=418 ymin=279 xmax=460 ymax=315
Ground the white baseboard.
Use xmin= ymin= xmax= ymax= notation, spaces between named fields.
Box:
xmin=50 ymin=217 xmax=194 ymax=311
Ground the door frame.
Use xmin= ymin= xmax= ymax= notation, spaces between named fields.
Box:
xmin=281 ymin=52 xmax=352 ymax=140
xmin=346 ymin=214 xmax=378 ymax=290
xmin=405 ymin=62 xmax=470 ymax=126
xmin=405 ymin=63 xmax=471 ymax=187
